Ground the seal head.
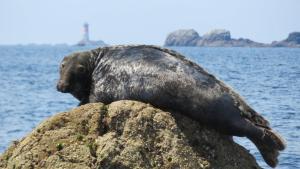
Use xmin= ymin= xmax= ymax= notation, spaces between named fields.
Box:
xmin=57 ymin=51 xmax=92 ymax=104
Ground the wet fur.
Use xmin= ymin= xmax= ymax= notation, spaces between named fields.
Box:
xmin=57 ymin=45 xmax=286 ymax=167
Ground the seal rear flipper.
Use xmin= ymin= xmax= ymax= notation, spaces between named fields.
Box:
xmin=250 ymin=137 xmax=279 ymax=168
xmin=249 ymin=128 xmax=286 ymax=168
xmin=261 ymin=129 xmax=286 ymax=151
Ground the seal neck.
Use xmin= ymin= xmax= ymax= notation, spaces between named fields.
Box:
xmin=89 ymin=47 xmax=108 ymax=74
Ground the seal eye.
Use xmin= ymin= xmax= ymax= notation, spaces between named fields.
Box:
xmin=61 ymin=63 xmax=65 ymax=69
xmin=77 ymin=65 xmax=85 ymax=73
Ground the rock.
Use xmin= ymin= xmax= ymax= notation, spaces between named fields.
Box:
xmin=202 ymin=29 xmax=231 ymax=41
xmin=0 ymin=100 xmax=260 ymax=169
xmin=165 ymin=29 xmax=267 ymax=47
xmin=164 ymin=29 xmax=201 ymax=46
xmin=197 ymin=29 xmax=266 ymax=47
xmin=286 ymin=32 xmax=300 ymax=43
xmin=271 ymin=32 xmax=300 ymax=47
xmin=197 ymin=37 xmax=267 ymax=47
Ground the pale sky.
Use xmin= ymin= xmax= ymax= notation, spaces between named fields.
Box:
xmin=1 ymin=0 xmax=300 ymax=45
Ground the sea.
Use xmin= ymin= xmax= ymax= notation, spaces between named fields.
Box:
xmin=0 ymin=45 xmax=299 ymax=168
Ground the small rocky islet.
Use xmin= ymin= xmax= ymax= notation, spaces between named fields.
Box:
xmin=164 ymin=29 xmax=300 ymax=47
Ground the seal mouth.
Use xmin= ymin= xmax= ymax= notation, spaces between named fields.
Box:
xmin=56 ymin=83 xmax=71 ymax=93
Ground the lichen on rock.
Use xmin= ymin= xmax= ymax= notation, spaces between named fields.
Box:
xmin=0 ymin=100 xmax=260 ymax=169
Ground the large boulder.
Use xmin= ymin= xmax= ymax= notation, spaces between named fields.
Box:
xmin=164 ymin=29 xmax=201 ymax=46
xmin=0 ymin=100 xmax=260 ymax=169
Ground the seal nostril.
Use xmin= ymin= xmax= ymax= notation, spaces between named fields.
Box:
xmin=57 ymin=84 xmax=63 ymax=92
xmin=57 ymin=82 xmax=66 ymax=92
xmin=57 ymin=82 xmax=70 ymax=93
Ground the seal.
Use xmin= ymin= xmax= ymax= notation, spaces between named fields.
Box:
xmin=57 ymin=45 xmax=286 ymax=167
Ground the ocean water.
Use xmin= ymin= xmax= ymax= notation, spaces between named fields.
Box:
xmin=0 ymin=45 xmax=299 ymax=168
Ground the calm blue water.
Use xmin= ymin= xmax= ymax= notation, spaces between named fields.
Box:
xmin=0 ymin=46 xmax=299 ymax=168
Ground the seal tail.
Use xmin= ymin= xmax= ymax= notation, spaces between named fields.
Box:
xmin=249 ymin=128 xmax=286 ymax=168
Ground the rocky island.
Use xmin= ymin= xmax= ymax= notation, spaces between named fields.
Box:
xmin=0 ymin=101 xmax=260 ymax=169
xmin=271 ymin=32 xmax=300 ymax=47
xmin=165 ymin=29 xmax=300 ymax=48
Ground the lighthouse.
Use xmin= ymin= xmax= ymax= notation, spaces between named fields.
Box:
xmin=76 ymin=22 xmax=106 ymax=46
xmin=83 ymin=23 xmax=89 ymax=42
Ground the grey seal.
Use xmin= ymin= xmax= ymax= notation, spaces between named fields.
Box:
xmin=57 ymin=45 xmax=286 ymax=167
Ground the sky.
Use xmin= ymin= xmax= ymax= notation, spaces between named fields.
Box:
xmin=1 ymin=0 xmax=300 ymax=45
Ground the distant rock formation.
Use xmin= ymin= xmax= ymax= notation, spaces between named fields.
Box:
xmin=197 ymin=29 xmax=266 ymax=47
xmin=165 ymin=29 xmax=300 ymax=47
xmin=164 ymin=29 xmax=201 ymax=46
xmin=0 ymin=101 xmax=260 ymax=169
xmin=202 ymin=29 xmax=231 ymax=41
xmin=164 ymin=29 xmax=266 ymax=47
xmin=271 ymin=32 xmax=300 ymax=47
